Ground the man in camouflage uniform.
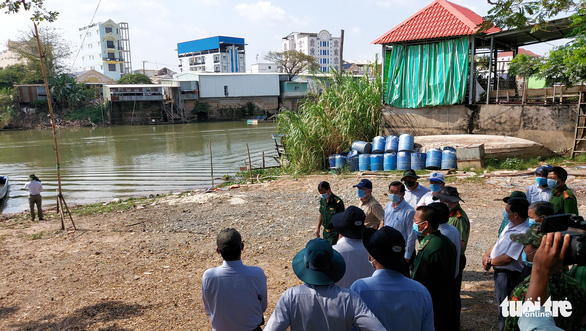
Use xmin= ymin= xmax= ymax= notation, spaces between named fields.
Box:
xmin=316 ymin=181 xmax=345 ymax=245
xmin=504 ymin=223 xmax=586 ymax=331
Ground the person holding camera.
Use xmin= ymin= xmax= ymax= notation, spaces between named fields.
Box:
xmin=505 ymin=222 xmax=586 ymax=330
xmin=548 ymin=166 xmax=579 ymax=216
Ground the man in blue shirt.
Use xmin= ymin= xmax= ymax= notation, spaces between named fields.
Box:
xmin=384 ymin=181 xmax=416 ymax=262
xmin=351 ymin=226 xmax=434 ymax=331
xmin=202 ymin=228 xmax=267 ymax=331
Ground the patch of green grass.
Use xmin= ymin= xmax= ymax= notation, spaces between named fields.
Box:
xmin=462 ymin=174 xmax=486 ymax=183
xmin=72 ymin=196 xmax=151 ymax=216
xmin=31 ymin=231 xmax=45 ymax=240
xmin=219 ymin=167 xmax=284 ymax=186
xmin=484 ymin=157 xmax=542 ymax=171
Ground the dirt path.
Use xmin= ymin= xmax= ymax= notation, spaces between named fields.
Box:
xmin=1 ymin=173 xmax=585 ymax=330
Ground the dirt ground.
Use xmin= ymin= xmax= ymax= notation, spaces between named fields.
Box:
xmin=1 ymin=172 xmax=586 ymax=330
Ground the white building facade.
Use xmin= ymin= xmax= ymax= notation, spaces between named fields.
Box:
xmin=251 ymin=63 xmax=278 ymax=73
xmin=177 ymin=36 xmax=245 ymax=73
xmin=78 ymin=19 xmax=132 ymax=81
xmin=282 ymin=30 xmax=341 ymax=73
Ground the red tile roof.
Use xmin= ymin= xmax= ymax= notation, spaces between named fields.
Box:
xmin=373 ymin=0 xmax=500 ymax=44
xmin=498 ymin=48 xmax=540 ymax=58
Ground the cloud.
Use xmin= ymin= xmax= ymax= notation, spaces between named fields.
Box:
xmin=351 ymin=27 xmax=363 ymax=35
xmin=235 ymin=1 xmax=298 ymax=26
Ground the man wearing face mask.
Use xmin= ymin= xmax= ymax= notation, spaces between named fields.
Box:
xmin=354 ymin=179 xmax=384 ymax=229
xmin=316 ymin=181 xmax=345 ymax=245
xmin=482 ymin=197 xmax=530 ymax=331
xmin=526 ymin=165 xmax=553 ymax=204
xmin=417 ymin=172 xmax=445 ymax=207
xmin=401 ymin=169 xmax=430 ymax=209
xmin=384 ymin=181 xmax=416 ymax=264
xmin=548 ymin=166 xmax=579 ymax=215
xmin=504 ymin=224 xmax=586 ymax=331
xmin=412 ymin=205 xmax=457 ymax=331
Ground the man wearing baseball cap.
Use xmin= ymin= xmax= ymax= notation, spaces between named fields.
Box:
xmin=265 ymin=238 xmax=384 ymax=331
xmin=526 ymin=165 xmax=553 ymax=204
xmin=354 ymin=179 xmax=384 ymax=229
xmin=401 ymin=169 xmax=430 ymax=209
xmin=417 ymin=172 xmax=446 ymax=207
xmin=351 ymin=227 xmax=434 ymax=330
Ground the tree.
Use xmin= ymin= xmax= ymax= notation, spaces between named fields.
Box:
xmin=117 ymin=73 xmax=153 ymax=84
xmin=509 ymin=53 xmax=541 ymax=102
xmin=484 ymin=0 xmax=586 ymax=86
xmin=0 ymin=64 xmax=28 ymax=88
xmin=264 ymin=50 xmax=319 ymax=81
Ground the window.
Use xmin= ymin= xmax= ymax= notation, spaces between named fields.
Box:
xmin=120 ymin=64 xmax=123 ymax=72
xmin=268 ymin=66 xmax=271 ymax=69
xmin=334 ymin=49 xmax=338 ymax=56
xmin=294 ymin=86 xmax=300 ymax=91
xmin=106 ymin=40 xmax=115 ymax=48
xmin=224 ymin=86 xmax=229 ymax=96
xmin=334 ymin=58 xmax=339 ymax=64
xmin=214 ymin=65 xmax=220 ymax=72
xmin=108 ymin=52 xmax=115 ymax=60
xmin=108 ymin=64 xmax=116 ymax=71
xmin=105 ymin=27 xmax=113 ymax=33
xmin=334 ymin=40 xmax=339 ymax=47
xmin=310 ymin=48 xmax=315 ymax=55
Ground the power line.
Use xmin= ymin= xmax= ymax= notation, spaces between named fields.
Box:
xmin=70 ymin=0 xmax=101 ymax=73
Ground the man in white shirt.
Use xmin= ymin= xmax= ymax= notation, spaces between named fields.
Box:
xmin=401 ymin=169 xmax=430 ymax=208
xmin=384 ymin=181 xmax=416 ymax=263
xmin=526 ymin=165 xmax=553 ymax=204
xmin=332 ymin=206 xmax=375 ymax=288
xmin=265 ymin=238 xmax=384 ymax=331
xmin=23 ymin=174 xmax=43 ymax=221
xmin=482 ymin=198 xmax=531 ymax=331
xmin=417 ymin=172 xmax=445 ymax=207
xmin=202 ymin=228 xmax=267 ymax=331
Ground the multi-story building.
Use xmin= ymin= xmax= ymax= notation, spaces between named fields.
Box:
xmin=0 ymin=41 xmax=25 ymax=68
xmin=177 ymin=36 xmax=246 ymax=73
xmin=78 ymin=19 xmax=132 ymax=81
xmin=282 ymin=30 xmax=341 ymax=73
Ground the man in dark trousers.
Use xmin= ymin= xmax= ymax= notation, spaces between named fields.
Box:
xmin=412 ymin=205 xmax=457 ymax=331
xmin=316 ymin=181 xmax=345 ymax=245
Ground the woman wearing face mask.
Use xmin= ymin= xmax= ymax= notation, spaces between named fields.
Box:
xmin=526 ymin=165 xmax=553 ymax=204
xmin=316 ymin=181 xmax=345 ymax=245
xmin=548 ymin=166 xmax=579 ymax=215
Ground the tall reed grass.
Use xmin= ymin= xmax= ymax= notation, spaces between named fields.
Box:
xmin=277 ymin=70 xmax=383 ymax=173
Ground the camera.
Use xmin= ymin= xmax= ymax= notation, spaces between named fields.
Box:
xmin=541 ymin=213 xmax=586 ymax=266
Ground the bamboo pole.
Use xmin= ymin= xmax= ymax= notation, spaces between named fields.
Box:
xmin=246 ymin=143 xmax=253 ymax=183
xmin=209 ymin=138 xmax=214 ymax=188
xmin=262 ymin=151 xmax=265 ymax=168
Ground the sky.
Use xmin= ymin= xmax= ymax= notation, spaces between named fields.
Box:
xmin=0 ymin=0 xmax=570 ymax=73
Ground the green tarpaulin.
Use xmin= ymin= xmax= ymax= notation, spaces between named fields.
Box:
xmin=385 ymin=37 xmax=470 ymax=108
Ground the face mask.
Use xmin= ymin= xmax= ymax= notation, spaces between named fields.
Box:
xmin=321 ymin=193 xmax=329 ymax=199
xmin=528 ymin=219 xmax=536 ymax=226
xmin=430 ymin=183 xmax=442 ymax=192
xmin=357 ymin=189 xmax=366 ymax=198
xmin=390 ymin=194 xmax=401 ymax=203
xmin=404 ymin=181 xmax=416 ymax=188
xmin=413 ymin=222 xmax=423 ymax=236
xmin=522 ymin=251 xmax=533 ymax=267
xmin=547 ymin=179 xmax=558 ymax=188
xmin=536 ymin=177 xmax=548 ymax=187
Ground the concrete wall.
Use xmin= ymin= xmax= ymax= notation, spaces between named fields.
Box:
xmin=381 ymin=104 xmax=576 ymax=152
xmin=110 ymin=101 xmax=162 ymax=125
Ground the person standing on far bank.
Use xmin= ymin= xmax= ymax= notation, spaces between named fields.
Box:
xmin=23 ymin=174 xmax=43 ymax=221
xmin=316 ymin=181 xmax=345 ymax=245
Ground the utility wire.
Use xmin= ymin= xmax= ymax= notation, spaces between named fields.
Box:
xmin=70 ymin=0 xmax=101 ymax=73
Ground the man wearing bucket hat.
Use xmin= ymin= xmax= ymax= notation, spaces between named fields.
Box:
xmin=417 ymin=172 xmax=445 ymax=207
xmin=350 ymin=227 xmax=434 ymax=330
xmin=265 ymin=238 xmax=384 ymax=331
xmin=332 ymin=206 xmax=375 ymax=288
xmin=503 ymin=224 xmax=586 ymax=331
xmin=354 ymin=179 xmax=384 ymax=229
xmin=401 ymin=169 xmax=430 ymax=209
xmin=526 ymin=165 xmax=553 ymax=204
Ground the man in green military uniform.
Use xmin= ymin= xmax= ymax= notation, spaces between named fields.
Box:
xmin=412 ymin=204 xmax=457 ymax=331
xmin=548 ymin=166 xmax=579 ymax=215
xmin=316 ymin=181 xmax=345 ymax=245
xmin=505 ymin=223 xmax=586 ymax=331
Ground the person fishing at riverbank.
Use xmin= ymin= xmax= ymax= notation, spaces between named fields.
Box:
xmin=23 ymin=174 xmax=43 ymax=221
xmin=316 ymin=181 xmax=345 ymax=245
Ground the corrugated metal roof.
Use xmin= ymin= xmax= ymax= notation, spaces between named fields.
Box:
xmin=372 ymin=0 xmax=500 ymax=44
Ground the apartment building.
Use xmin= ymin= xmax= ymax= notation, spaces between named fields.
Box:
xmin=177 ymin=36 xmax=246 ymax=73
xmin=282 ymin=30 xmax=341 ymax=73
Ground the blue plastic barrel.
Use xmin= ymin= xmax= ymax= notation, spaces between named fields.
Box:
xmin=425 ymin=148 xmax=442 ymax=170
xmin=358 ymin=154 xmax=370 ymax=171
xmin=441 ymin=146 xmax=457 ymax=170
xmin=383 ymin=152 xmax=397 ymax=171
xmin=328 ymin=155 xmax=336 ymax=168
xmin=347 ymin=150 xmax=359 ymax=172
xmin=372 ymin=136 xmax=386 ymax=154
xmin=398 ymin=133 xmax=414 ymax=152
xmin=335 ymin=154 xmax=347 ymax=169
xmin=351 ymin=141 xmax=372 ymax=154
xmin=384 ymin=135 xmax=399 ymax=153
xmin=411 ymin=152 xmax=426 ymax=170
xmin=370 ymin=154 xmax=384 ymax=171
xmin=397 ymin=151 xmax=411 ymax=170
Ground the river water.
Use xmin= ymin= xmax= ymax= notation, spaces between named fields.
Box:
xmin=0 ymin=121 xmax=278 ymax=214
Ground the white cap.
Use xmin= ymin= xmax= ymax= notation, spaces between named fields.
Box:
xmin=429 ymin=172 xmax=445 ymax=182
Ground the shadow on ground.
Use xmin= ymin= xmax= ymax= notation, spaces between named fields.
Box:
xmin=8 ymin=301 xmax=150 ymax=330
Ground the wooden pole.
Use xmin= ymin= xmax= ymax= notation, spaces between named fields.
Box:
xmin=262 ymin=151 xmax=265 ymax=168
xmin=33 ymin=22 xmax=73 ymax=231
xmin=246 ymin=143 xmax=253 ymax=183
xmin=209 ymin=138 xmax=214 ymax=188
